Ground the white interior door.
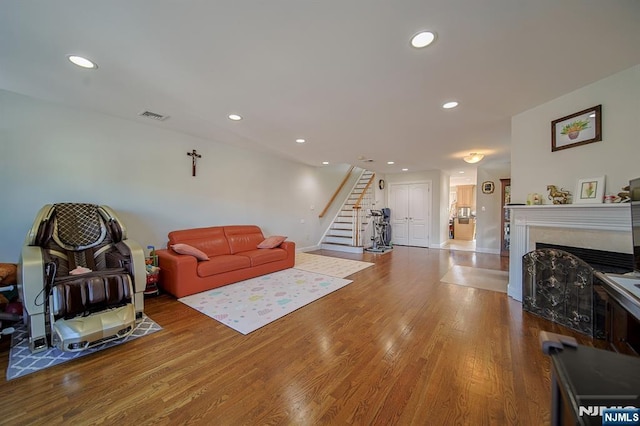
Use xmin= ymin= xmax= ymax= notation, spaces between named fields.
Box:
xmin=408 ymin=183 xmax=429 ymax=247
xmin=390 ymin=184 xmax=409 ymax=245
xmin=389 ymin=182 xmax=430 ymax=247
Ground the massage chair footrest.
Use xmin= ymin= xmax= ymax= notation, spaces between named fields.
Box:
xmin=51 ymin=304 xmax=136 ymax=352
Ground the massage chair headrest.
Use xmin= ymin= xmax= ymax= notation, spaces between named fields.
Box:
xmin=30 ymin=203 xmax=126 ymax=249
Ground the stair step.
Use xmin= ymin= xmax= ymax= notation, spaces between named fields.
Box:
xmin=327 ymin=229 xmax=352 ymax=237
xmin=331 ymin=224 xmax=353 ymax=230
xmin=320 ymin=243 xmax=364 ymax=254
xmin=324 ymin=235 xmax=353 ymax=244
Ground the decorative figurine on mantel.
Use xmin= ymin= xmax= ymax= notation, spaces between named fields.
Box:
xmin=547 ymin=185 xmax=572 ymax=204
xmin=616 ymin=185 xmax=631 ymax=203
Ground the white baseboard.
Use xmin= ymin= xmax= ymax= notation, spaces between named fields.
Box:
xmin=431 ymin=241 xmax=449 ymax=249
xmin=475 ymin=247 xmax=501 ymax=255
xmin=297 ymin=245 xmax=320 ymax=253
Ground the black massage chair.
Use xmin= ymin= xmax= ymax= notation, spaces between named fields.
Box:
xmin=19 ymin=203 xmax=146 ymax=353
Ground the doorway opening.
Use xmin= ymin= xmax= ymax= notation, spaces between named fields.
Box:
xmin=448 ymin=169 xmax=477 ymax=252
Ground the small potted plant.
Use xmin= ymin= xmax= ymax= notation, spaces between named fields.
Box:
xmin=561 ymin=119 xmax=590 ymax=140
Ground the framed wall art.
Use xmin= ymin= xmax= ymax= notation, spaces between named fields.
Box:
xmin=574 ymin=176 xmax=605 ymax=204
xmin=551 ymin=105 xmax=602 ymax=152
xmin=481 ymin=181 xmax=495 ymax=194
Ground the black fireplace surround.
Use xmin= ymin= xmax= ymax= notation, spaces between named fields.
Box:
xmin=523 ymin=244 xmax=633 ymax=337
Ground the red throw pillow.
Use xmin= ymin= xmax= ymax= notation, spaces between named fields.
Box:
xmin=171 ymin=243 xmax=209 ymax=261
xmin=257 ymin=236 xmax=287 ymax=249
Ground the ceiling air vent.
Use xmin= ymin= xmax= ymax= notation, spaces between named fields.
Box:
xmin=358 ymin=155 xmax=374 ymax=163
xmin=138 ymin=110 xmax=169 ymax=121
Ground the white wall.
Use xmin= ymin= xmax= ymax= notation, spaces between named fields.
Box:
xmin=475 ymin=165 xmax=510 ymax=254
xmin=438 ymin=171 xmax=451 ymax=247
xmin=0 ymin=90 xmax=350 ymax=262
xmin=511 ymin=65 xmax=640 ymax=203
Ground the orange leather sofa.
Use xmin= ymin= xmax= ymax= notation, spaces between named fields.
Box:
xmin=155 ymin=225 xmax=295 ymax=298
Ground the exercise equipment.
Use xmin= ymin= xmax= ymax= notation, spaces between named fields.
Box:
xmin=365 ymin=209 xmax=392 ymax=253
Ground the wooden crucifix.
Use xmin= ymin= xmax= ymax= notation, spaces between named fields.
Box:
xmin=186 ymin=149 xmax=202 ymax=177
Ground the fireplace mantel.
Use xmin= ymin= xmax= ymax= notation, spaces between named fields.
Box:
xmin=506 ymin=203 xmax=631 ymax=301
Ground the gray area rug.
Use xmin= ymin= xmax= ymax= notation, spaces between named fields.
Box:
xmin=440 ymin=265 xmax=508 ymax=293
xmin=6 ymin=314 xmax=161 ymax=380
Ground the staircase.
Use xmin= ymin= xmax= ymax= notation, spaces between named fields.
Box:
xmin=321 ymin=170 xmax=375 ymax=253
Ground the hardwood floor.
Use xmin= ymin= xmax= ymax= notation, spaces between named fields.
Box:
xmin=0 ymin=246 xmax=605 ymax=425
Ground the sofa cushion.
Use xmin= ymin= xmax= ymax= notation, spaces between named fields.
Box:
xmin=237 ymin=248 xmax=288 ymax=267
xmin=196 ymin=255 xmax=251 ymax=277
xmin=224 ymin=225 xmax=265 ymax=254
xmin=168 ymin=227 xmax=231 ymax=256
xmin=257 ymin=235 xmax=287 ymax=249
xmin=171 ymin=244 xmax=209 ymax=261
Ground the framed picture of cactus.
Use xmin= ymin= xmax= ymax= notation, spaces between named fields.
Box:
xmin=574 ymin=176 xmax=605 ymax=204
xmin=551 ymin=104 xmax=602 ymax=151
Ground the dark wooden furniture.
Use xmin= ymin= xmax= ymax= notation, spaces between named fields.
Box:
xmin=545 ymin=342 xmax=640 ymax=426
xmin=500 ymin=178 xmax=511 ymax=257
xmin=594 ymin=271 xmax=640 ymax=356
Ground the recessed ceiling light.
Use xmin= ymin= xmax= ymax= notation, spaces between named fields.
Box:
xmin=402 ymin=168 xmax=408 ymax=171
xmin=322 ymin=161 xmax=329 ymax=165
xmin=387 ymin=161 xmax=395 ymax=165
xmin=228 ymin=114 xmax=242 ymax=121
xmin=443 ymin=101 xmax=459 ymax=109
xmin=411 ymin=31 xmax=437 ymax=48
xmin=296 ymin=139 xmax=306 ymax=143
xmin=459 ymin=171 xmax=465 ymax=174
xmin=68 ymin=55 xmax=97 ymax=69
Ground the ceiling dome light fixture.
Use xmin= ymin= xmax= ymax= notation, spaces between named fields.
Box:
xmin=68 ymin=55 xmax=97 ymax=69
xmin=228 ymin=114 xmax=242 ymax=121
xmin=411 ymin=31 xmax=437 ymax=48
xmin=463 ymin=153 xmax=485 ymax=164
xmin=442 ymin=101 xmax=459 ymax=109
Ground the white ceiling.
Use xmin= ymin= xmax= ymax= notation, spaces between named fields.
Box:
xmin=2 ymin=1 xmax=639 ymax=177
